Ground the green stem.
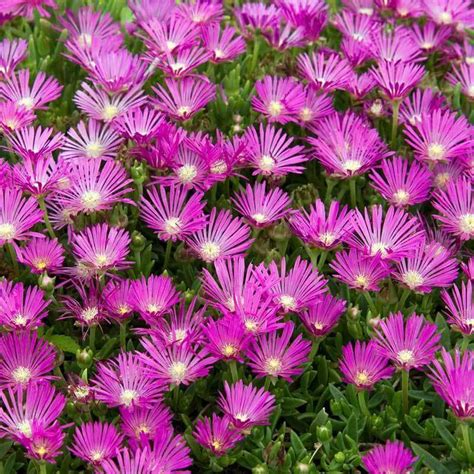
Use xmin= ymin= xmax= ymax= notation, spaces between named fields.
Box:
xmin=349 ymin=178 xmax=357 ymax=208
xmin=163 ymin=240 xmax=172 ymax=271
xmin=399 ymin=288 xmax=411 ymax=310
xmin=39 ymin=462 xmax=47 ymax=474
xmin=305 ymin=246 xmax=319 ymax=269
xmin=309 ymin=338 xmax=321 ymax=362
xmin=358 ymin=390 xmax=370 ymax=417
xmin=317 ymin=251 xmax=327 ymax=271
xmin=250 ymin=36 xmax=260 ymax=74
xmin=6 ymin=243 xmax=19 ymax=277
xmin=120 ymin=321 xmax=127 ymax=351
xmin=173 ymin=384 xmax=180 ymax=409
xmin=363 ymin=291 xmax=378 ymax=316
xmin=264 ymin=376 xmax=271 ymax=391
xmin=402 ymin=370 xmax=409 ymax=416
xmin=38 ymin=196 xmax=56 ymax=239
xmin=88 ymin=325 xmax=96 ymax=352
xmin=391 ymin=100 xmax=401 ymax=149
xmin=461 ymin=423 xmax=471 ymax=459
xmin=461 ymin=336 xmax=470 ymax=351
xmin=229 ymin=360 xmax=239 ymax=383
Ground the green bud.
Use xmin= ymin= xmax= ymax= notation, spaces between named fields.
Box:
xmin=291 ymin=184 xmax=318 ymax=208
xmin=76 ymin=348 xmax=94 ymax=369
xmin=38 ymin=273 xmax=55 ymax=292
xmin=130 ymin=161 xmax=147 ymax=184
xmin=330 ymin=399 xmax=342 ymax=415
xmin=184 ymin=290 xmax=195 ymax=303
xmin=252 ymin=465 xmax=268 ymax=474
xmin=294 ymin=462 xmax=310 ymax=473
xmin=268 ymin=221 xmax=291 ymax=242
xmin=109 ymin=205 xmax=129 ymax=228
xmin=131 ymin=231 xmax=146 ymax=251
xmin=334 ymin=452 xmax=346 ymax=464
xmin=66 ymin=401 xmax=77 ymax=417
xmin=316 ymin=425 xmax=332 ymax=443
xmin=269 ymin=441 xmax=282 ymax=461
xmin=347 ymin=306 xmax=360 ymax=320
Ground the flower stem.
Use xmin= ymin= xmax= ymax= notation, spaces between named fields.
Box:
xmin=391 ymin=100 xmax=401 ymax=149
xmin=250 ymin=36 xmax=260 ymax=74
xmin=163 ymin=240 xmax=172 ymax=271
xmin=89 ymin=325 xmax=96 ymax=352
xmin=317 ymin=251 xmax=327 ymax=271
xmin=264 ymin=376 xmax=271 ymax=391
xmin=461 ymin=422 xmax=471 ymax=459
xmin=173 ymin=384 xmax=180 ymax=409
xmin=6 ymin=243 xmax=19 ymax=277
xmin=120 ymin=321 xmax=127 ymax=351
xmin=399 ymin=288 xmax=411 ymax=309
xmin=229 ymin=360 xmax=239 ymax=383
xmin=38 ymin=195 xmax=56 ymax=239
xmin=363 ymin=291 xmax=377 ymax=316
xmin=402 ymin=369 xmax=409 ymax=416
xmin=358 ymin=390 xmax=370 ymax=417
xmin=39 ymin=462 xmax=47 ymax=474
xmin=309 ymin=338 xmax=321 ymax=362
xmin=349 ymin=178 xmax=357 ymax=208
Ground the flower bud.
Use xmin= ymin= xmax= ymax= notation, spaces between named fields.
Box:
xmin=76 ymin=348 xmax=93 ymax=369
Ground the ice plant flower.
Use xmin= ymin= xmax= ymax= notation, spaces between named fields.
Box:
xmin=330 ymin=249 xmax=390 ymax=292
xmin=247 ymin=321 xmax=311 ymax=381
xmin=140 ymin=184 xmax=206 ymax=242
xmin=102 ymin=279 xmax=134 ymax=321
xmin=447 ymin=63 xmax=474 ymax=100
xmin=218 ymin=380 xmax=276 ymax=430
xmin=61 ymin=283 xmax=108 ymax=327
xmin=399 ymin=88 xmax=445 ymax=127
xmin=0 ymin=38 xmax=28 ymax=78
xmin=432 ymin=177 xmax=474 ymax=241
xmin=340 ymin=340 xmax=394 ymax=390
xmin=232 ymin=182 xmax=291 ymax=228
xmin=186 ymin=208 xmax=253 ymax=263
xmin=441 ymin=280 xmax=474 ymax=336
xmin=194 ymin=414 xmax=243 ymax=456
xmin=299 ymin=293 xmax=346 ymax=338
xmin=289 ymin=199 xmax=353 ymax=250
xmin=0 ymin=332 xmax=56 ymax=389
xmin=92 ymin=352 xmax=163 ymax=409
xmin=202 ymin=24 xmax=246 ymax=63
xmin=17 ymin=237 xmax=64 ymax=274
xmin=461 ymin=257 xmax=474 ymax=280
xmin=362 ymin=440 xmax=417 ymax=474
xmin=424 ymin=0 xmax=472 ymax=26
xmin=24 ymin=424 xmax=65 ymax=463
xmin=158 ymin=47 xmax=211 ymax=78
xmin=370 ymin=27 xmax=422 ymax=64
xmin=0 ymin=101 xmax=35 ymax=132
xmin=369 ymin=157 xmax=432 ymax=207
xmin=294 ymin=87 xmax=334 ymax=128
xmin=428 ymin=349 xmax=474 ymax=420
xmin=235 ymin=2 xmax=279 ymax=35
xmin=113 ymin=106 xmax=163 ymax=144
xmin=410 ymin=21 xmax=451 ymax=53
xmin=244 ymin=123 xmax=307 ymax=177
xmin=373 ymin=312 xmax=440 ymax=370
xmin=176 ymin=0 xmax=224 ymax=26
xmin=70 ymin=422 xmax=123 ymax=467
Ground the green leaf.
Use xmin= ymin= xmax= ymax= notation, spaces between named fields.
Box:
xmin=281 ymin=397 xmax=307 ymax=410
xmin=432 ymin=417 xmax=456 ymax=449
xmin=43 ymin=334 xmax=79 ymax=354
xmin=0 ymin=441 xmax=12 ymax=459
xmin=411 ymin=442 xmax=450 ymax=474
xmin=290 ymin=431 xmax=306 ymax=457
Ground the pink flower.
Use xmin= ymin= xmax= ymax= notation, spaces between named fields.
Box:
xmin=112 ymin=106 xmax=163 ymax=144
xmin=158 ymin=47 xmax=211 ymax=78
xmin=7 ymin=126 xmax=64 ymax=161
xmin=0 ymin=38 xmax=28 ymax=78
xmin=441 ymin=280 xmax=474 ymax=336
xmin=17 ymin=237 xmax=64 ymax=274
xmin=194 ymin=414 xmax=243 ymax=456
xmin=202 ymin=24 xmax=246 ymax=63
xmin=300 ymin=293 xmax=346 ymax=338
xmin=362 ymin=440 xmax=417 ymax=474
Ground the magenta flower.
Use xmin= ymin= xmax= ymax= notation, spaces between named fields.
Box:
xmin=432 ymin=161 xmax=465 ymax=190
xmin=158 ymin=47 xmax=211 ymax=78
xmin=244 ymin=123 xmax=307 ymax=177
xmin=448 ymin=63 xmax=474 ymax=100
xmin=203 ymin=317 xmax=251 ymax=362
xmin=2 ymin=0 xmax=57 ymax=19
xmin=131 ymin=275 xmax=180 ymax=325
xmin=297 ymin=51 xmax=353 ymax=92
xmin=442 ymin=280 xmax=474 ymax=336
xmin=340 ymin=340 xmax=394 ymax=390
xmin=128 ymin=0 xmax=175 ymax=25
xmin=345 ymin=71 xmax=376 ymax=100
xmin=153 ymin=76 xmax=216 ymax=121
xmin=347 ymin=205 xmax=424 ymax=261
xmin=102 ymin=448 xmax=155 ymax=474
xmin=0 ymin=69 xmax=62 ymax=111
xmin=429 ymin=349 xmax=474 ymax=420
xmin=399 ymin=88 xmax=445 ymax=127
xmin=289 ymin=199 xmax=353 ymax=250
xmin=404 ymin=109 xmax=473 ymax=164
xmin=92 ymin=352 xmax=163 ymax=409
xmin=140 ymin=339 xmax=215 ymax=386
xmin=334 ymin=10 xmax=379 ymax=47
xmin=8 ymin=126 xmax=64 ymax=161
xmin=146 ymin=430 xmax=193 ymax=473
xmin=24 ymin=424 xmax=65 ymax=463
xmin=424 ymin=0 xmax=471 ymax=26
xmin=141 ymin=184 xmax=206 ymax=242
xmin=232 ymin=182 xmax=291 ymax=228
xmin=370 ymin=157 xmax=432 ymax=207
xmin=371 ymin=27 xmax=422 ymax=64
xmin=0 ymin=332 xmax=56 ymax=389
xmin=373 ymin=312 xmax=440 ymax=370
xmin=362 ymin=440 xmax=417 ymax=474
xmin=370 ymin=60 xmax=425 ymax=101
xmin=410 ymin=21 xmax=451 ymax=53
xmin=70 ymin=422 xmax=123 ymax=467
xmin=235 ymin=2 xmax=279 ymax=36
xmin=176 ymin=0 xmax=223 ymax=26
xmin=194 ymin=414 xmax=243 ymax=456
xmin=218 ymin=380 xmax=275 ymax=430
xmin=203 ymin=24 xmax=246 ymax=63
xmin=247 ymin=321 xmax=311 ymax=381
xmin=461 ymin=257 xmax=474 ymax=280
xmin=113 ymin=106 xmax=163 ymax=144
xmin=186 ymin=208 xmax=253 ymax=263
xmin=433 ymin=177 xmax=474 ymax=241
xmin=251 ymin=76 xmax=305 ymax=124
xmin=102 ymin=279 xmax=134 ymax=321
xmin=299 ymin=293 xmax=347 ymax=338
xmin=295 ymin=87 xmax=334 ymax=128
xmin=17 ymin=237 xmax=64 ymax=274
xmin=0 ymin=101 xmax=35 ymax=132
xmin=330 ymin=249 xmax=390 ymax=292
xmin=0 ymin=38 xmax=27 ymax=79
xmin=0 ymin=188 xmax=43 ymax=246
xmin=0 ymin=281 xmax=49 ymax=331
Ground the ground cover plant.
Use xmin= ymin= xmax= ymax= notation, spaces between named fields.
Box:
xmin=0 ymin=0 xmax=473 ymax=472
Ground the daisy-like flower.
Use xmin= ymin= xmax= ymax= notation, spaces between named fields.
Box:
xmin=251 ymin=76 xmax=305 ymax=124
xmin=0 ymin=70 xmax=62 ymax=111
xmin=74 ymin=82 xmax=146 ymax=122
xmin=153 ymin=77 xmax=216 ymax=121
xmin=449 ymin=64 xmax=474 ymax=100
xmin=0 ymin=38 xmax=28 ymax=78
xmin=194 ymin=414 xmax=243 ymax=457
xmin=289 ymin=199 xmax=353 ymax=250
xmin=297 ymin=51 xmax=353 ymax=92
xmin=393 ymin=241 xmax=458 ymax=293
xmin=92 ymin=352 xmax=164 ymax=409
xmin=461 ymin=257 xmax=474 ymax=280
xmin=71 ymin=223 xmax=131 ymax=275
xmin=260 ymin=257 xmax=327 ymax=314
xmin=70 ymin=422 xmax=123 ymax=467
xmin=24 ymin=424 xmax=65 ymax=463
xmin=299 ymin=293 xmax=346 ymax=338
xmin=186 ymin=208 xmax=253 ymax=263
xmin=232 ymin=182 xmax=291 ymax=228
xmin=399 ymin=88 xmax=445 ymax=127
xmin=330 ymin=249 xmax=390 ymax=292
xmin=0 ymin=282 xmax=49 ymax=331
xmin=373 ymin=312 xmax=440 ymax=370
xmin=428 ymin=349 xmax=474 ymax=420
xmin=158 ymin=47 xmax=211 ymax=78
xmin=334 ymin=9 xmax=379 ymax=46
xmin=202 ymin=24 xmax=246 ymax=63
xmin=370 ymin=27 xmax=422 ymax=64
xmin=7 ymin=126 xmax=65 ymax=161
xmin=347 ymin=205 xmax=424 ymax=261
xmin=113 ymin=106 xmax=163 ymax=144
xmin=2 ymin=0 xmax=57 ymax=19
xmin=247 ymin=321 xmax=311 ymax=381
xmin=102 ymin=279 xmax=134 ymax=321
xmin=17 ymin=237 xmax=64 ymax=274
xmin=0 ymin=101 xmax=35 ymax=132
xmin=131 ymin=275 xmax=180 ymax=325
xmin=370 ymin=60 xmax=425 ymax=101
xmin=0 ymin=188 xmax=43 ymax=246
xmin=433 ymin=177 xmax=474 ymax=240
xmin=0 ymin=383 xmax=65 ymax=443
xmin=441 ymin=280 xmax=474 ymax=336
xmin=424 ymin=0 xmax=471 ymax=26
xmin=235 ymin=2 xmax=279 ymax=35
xmin=128 ymin=0 xmax=176 ymax=25
xmin=61 ymin=283 xmax=108 ymax=327
xmin=101 ymin=447 xmax=163 ymax=474
xmin=140 ymin=340 xmax=215 ymax=386
xmin=244 ymin=123 xmax=307 ymax=177
xmin=404 ymin=109 xmax=473 ymax=164
xmin=203 ymin=317 xmax=251 ymax=362
xmin=263 ymin=22 xmax=306 ymax=52
xmin=362 ymin=440 xmax=417 ymax=474
xmin=345 ymin=71 xmax=376 ymax=100
xmin=140 ymin=184 xmax=206 ymax=242
xmin=0 ymin=332 xmax=56 ymax=389
xmin=61 ymin=119 xmax=122 ymax=162
xmin=294 ymin=87 xmax=334 ymax=128
xmin=340 ymin=340 xmax=394 ymax=390
xmin=176 ymin=0 xmax=224 ymax=26
xmin=410 ymin=22 xmax=451 ymax=53
xmin=218 ymin=380 xmax=275 ymax=430
xmin=147 ymin=430 xmax=193 ymax=473
xmin=55 ymin=160 xmax=133 ymax=215
xmin=369 ymin=157 xmax=432 ymax=207
xmin=432 ymin=161 xmax=465 ymax=190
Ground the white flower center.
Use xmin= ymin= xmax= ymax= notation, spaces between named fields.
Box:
xmin=177 ymin=106 xmax=191 ymax=117
xmin=355 ymin=370 xmax=370 ymax=385
xmin=94 ymin=253 xmax=109 ymax=267
xmin=214 ymin=48 xmax=225 ymax=58
xmin=210 ymin=160 xmax=228 ymax=175
xmin=355 ymin=274 xmax=370 ymax=289
xmin=222 ymin=344 xmax=237 ymax=357
xmin=459 ymin=214 xmax=474 ymax=235
xmin=279 ymin=294 xmax=297 ymax=311
xmin=120 ymin=389 xmax=138 ymax=407
xmin=102 ymin=104 xmax=119 ymax=121
xmin=164 ymin=217 xmax=182 ymax=235
xmin=81 ymin=307 xmax=98 ymax=322
xmin=358 ymin=7 xmax=373 ymax=15
xmin=268 ymin=100 xmax=283 ymax=117
xmin=438 ymin=11 xmax=452 ymax=24
xmin=244 ymin=319 xmax=258 ymax=332
xmin=78 ymin=33 xmax=92 ymax=48
xmin=393 ymin=189 xmax=410 ymax=205
xmin=169 ymin=361 xmax=187 ymax=383
xmin=435 ymin=172 xmax=450 ymax=187
xmin=397 ymin=349 xmax=414 ymax=364
xmin=33 ymin=258 xmax=49 ymax=270
xmin=258 ymin=154 xmax=276 ymax=172
xmin=81 ymin=190 xmax=102 ymax=210
xmin=299 ymin=107 xmax=312 ymax=122
xmin=402 ymin=270 xmax=424 ymax=289
xmin=319 ymin=232 xmax=336 ymax=246
xmin=0 ymin=223 xmax=16 ymax=240
xmin=235 ymin=412 xmax=249 ymax=422
xmin=343 ymin=159 xmax=362 ymax=173
xmin=13 ymin=314 xmax=28 ymax=327
xmin=85 ymin=141 xmax=104 ymax=159
xmin=251 ymin=213 xmax=267 ymax=224
xmin=177 ymin=164 xmax=197 ymax=183
xmin=147 ymin=303 xmax=163 ymax=314
xmin=170 ymin=62 xmax=185 ymax=73
xmin=17 ymin=420 xmax=32 ymax=437
xmin=90 ymin=450 xmax=104 ymax=462
xmin=12 ymin=366 xmax=31 ymax=384
xmin=467 ymin=85 xmax=474 ymax=98
xmin=265 ymin=357 xmax=282 ymax=375
xmin=18 ymin=96 xmax=35 ymax=110
xmin=370 ymin=242 xmax=388 ymax=257
xmin=200 ymin=241 xmax=221 ymax=261
xmin=166 ymin=41 xmax=177 ymax=51
xmin=428 ymin=142 xmax=446 ymax=162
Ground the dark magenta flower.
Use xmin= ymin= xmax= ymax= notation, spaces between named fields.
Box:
xmin=17 ymin=237 xmax=64 ymax=274
xmin=202 ymin=24 xmax=246 ymax=63
xmin=442 ymin=280 xmax=474 ymax=336
xmin=194 ymin=414 xmax=243 ymax=456
xmin=362 ymin=440 xmax=417 ymax=474
xmin=0 ymin=38 xmax=28 ymax=78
